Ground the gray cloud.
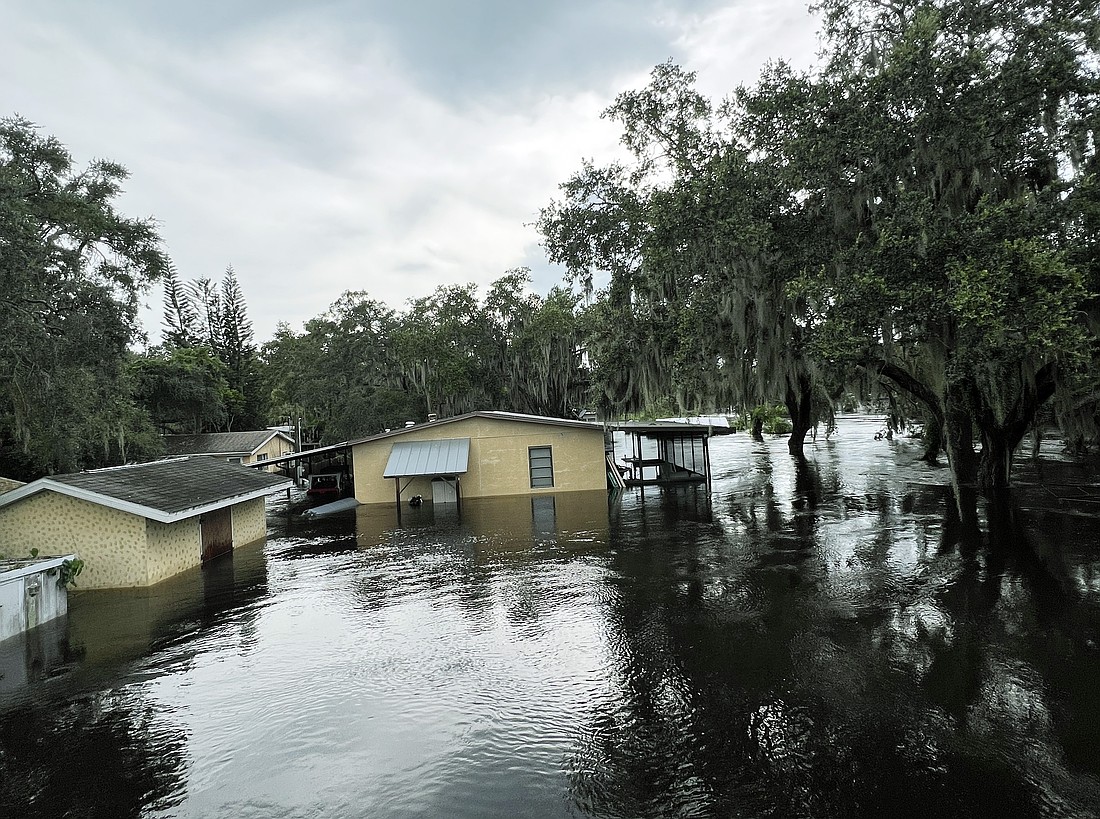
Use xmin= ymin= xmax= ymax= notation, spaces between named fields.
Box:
xmin=2 ymin=1 xmax=818 ymax=343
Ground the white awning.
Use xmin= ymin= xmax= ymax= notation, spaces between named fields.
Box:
xmin=382 ymin=438 xmax=470 ymax=478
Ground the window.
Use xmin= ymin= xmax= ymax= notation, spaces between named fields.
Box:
xmin=256 ymin=453 xmax=269 ymax=461
xmin=529 ymin=446 xmax=554 ymax=488
xmin=227 ymin=457 xmax=242 ymax=464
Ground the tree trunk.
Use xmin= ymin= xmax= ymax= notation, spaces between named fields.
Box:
xmin=976 ymin=430 xmax=1014 ymax=491
xmin=785 ymin=373 xmax=814 ymax=458
xmin=874 ymin=360 xmax=945 ymax=465
xmin=943 ymin=380 xmax=978 ymax=487
xmin=921 ymin=410 xmax=943 ymax=464
xmin=750 ymin=416 xmax=764 ymax=439
xmin=973 ymin=362 xmax=1057 ymax=493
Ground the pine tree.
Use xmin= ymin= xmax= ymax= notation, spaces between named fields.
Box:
xmin=161 ymin=262 xmax=197 ymax=347
xmin=219 ymin=265 xmax=254 ymax=393
xmin=187 ymin=277 xmax=223 ymax=350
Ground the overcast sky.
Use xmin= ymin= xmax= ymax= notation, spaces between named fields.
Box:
xmin=3 ymin=0 xmax=820 ymax=344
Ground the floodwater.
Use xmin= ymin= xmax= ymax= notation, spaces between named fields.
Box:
xmin=2 ymin=416 xmax=1100 ymax=819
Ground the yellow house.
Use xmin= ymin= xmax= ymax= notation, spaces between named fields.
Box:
xmin=162 ymin=429 xmax=296 ymax=471
xmin=0 ymin=457 xmax=291 ymax=589
xmin=351 ymin=411 xmax=608 ymax=506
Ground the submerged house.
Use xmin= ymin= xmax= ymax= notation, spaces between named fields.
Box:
xmin=351 ymin=411 xmax=607 ymax=506
xmin=0 ymin=458 xmax=291 ymax=589
xmin=162 ymin=430 xmax=296 ymax=470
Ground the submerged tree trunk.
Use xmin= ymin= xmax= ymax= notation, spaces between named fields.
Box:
xmin=973 ymin=363 xmax=1057 ymax=492
xmin=874 ymin=360 xmax=945 ymax=465
xmin=785 ymin=372 xmax=814 ymax=458
xmin=943 ymin=379 xmax=979 ymax=488
xmin=921 ymin=411 xmax=944 ymax=464
xmin=750 ymin=416 xmax=764 ymax=439
xmin=976 ymin=431 xmax=1015 ymax=490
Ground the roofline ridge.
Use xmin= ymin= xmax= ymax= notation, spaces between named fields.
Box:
xmin=80 ymin=455 xmax=191 ymax=474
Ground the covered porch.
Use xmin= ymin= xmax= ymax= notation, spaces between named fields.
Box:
xmin=607 ymin=421 xmax=713 ymax=489
xmin=383 ymin=437 xmax=470 ymax=519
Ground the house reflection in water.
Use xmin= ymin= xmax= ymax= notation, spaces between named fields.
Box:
xmin=353 ymin=490 xmax=612 ymax=554
xmin=0 ymin=538 xmax=271 ymax=692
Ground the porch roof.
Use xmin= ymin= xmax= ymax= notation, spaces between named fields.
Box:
xmin=382 ymin=438 xmax=470 ymax=478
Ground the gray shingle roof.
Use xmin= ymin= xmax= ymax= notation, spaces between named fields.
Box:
xmin=162 ymin=430 xmax=290 ymax=456
xmin=0 ymin=457 xmax=291 ymax=522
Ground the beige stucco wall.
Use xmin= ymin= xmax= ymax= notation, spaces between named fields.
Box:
xmin=232 ymin=497 xmax=268 ymax=546
xmin=0 ymin=491 xmax=274 ymax=590
xmin=0 ymin=492 xmax=147 ymax=588
xmin=145 ymin=517 xmax=201 ymax=586
xmin=352 ymin=417 xmax=607 ymax=505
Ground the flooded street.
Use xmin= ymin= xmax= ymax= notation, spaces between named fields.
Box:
xmin=3 ymin=417 xmax=1100 ymax=818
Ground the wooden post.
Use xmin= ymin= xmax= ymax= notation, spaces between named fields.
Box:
xmin=703 ymin=435 xmax=712 ymax=492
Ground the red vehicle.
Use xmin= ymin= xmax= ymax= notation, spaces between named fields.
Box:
xmin=306 ymin=472 xmax=344 ymax=498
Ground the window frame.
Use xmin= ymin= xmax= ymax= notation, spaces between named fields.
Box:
xmin=528 ymin=445 xmax=554 ymax=488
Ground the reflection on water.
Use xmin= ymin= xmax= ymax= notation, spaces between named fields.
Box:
xmin=2 ymin=417 xmax=1099 ymax=818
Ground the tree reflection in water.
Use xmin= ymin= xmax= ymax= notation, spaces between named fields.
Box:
xmin=572 ymin=454 xmax=1100 ymax=818
xmin=0 ymin=691 xmax=189 ymax=818
xmin=0 ymin=545 xmax=270 ymax=818
xmin=2 ymin=426 xmax=1098 ymax=818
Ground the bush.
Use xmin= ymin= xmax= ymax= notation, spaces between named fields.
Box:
xmin=736 ymin=404 xmax=792 ymax=435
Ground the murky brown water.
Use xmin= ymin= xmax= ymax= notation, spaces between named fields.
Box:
xmin=2 ymin=416 xmax=1099 ymax=818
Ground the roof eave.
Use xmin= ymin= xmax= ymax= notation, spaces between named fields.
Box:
xmin=0 ymin=478 xmax=291 ymax=524
xmin=247 ymin=430 xmax=295 ymax=456
xmin=350 ymin=411 xmax=600 ymax=447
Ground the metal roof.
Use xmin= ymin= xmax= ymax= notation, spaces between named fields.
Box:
xmin=383 ymin=438 xmax=470 ymax=478
xmin=252 ymin=412 xmax=601 ymax=471
xmin=245 ymin=440 xmax=352 ymax=469
xmin=607 ymin=420 xmax=714 ymax=437
xmin=0 ymin=457 xmax=291 ymax=523
xmin=352 ymin=411 xmax=601 ymax=447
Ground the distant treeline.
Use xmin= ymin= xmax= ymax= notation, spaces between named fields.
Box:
xmin=2 ymin=0 xmax=1098 ymax=491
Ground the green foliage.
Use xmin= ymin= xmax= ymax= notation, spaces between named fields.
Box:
xmin=128 ymin=346 xmax=232 ymax=433
xmin=736 ymin=405 xmax=793 ymax=435
xmin=261 ymin=272 xmax=589 ymax=443
xmin=948 ymin=237 xmax=1089 ymax=366
xmin=539 ymin=0 xmax=1099 ymax=481
xmin=393 ymin=283 xmax=499 ymax=417
xmin=540 ymin=63 xmax=827 ymax=447
xmin=129 ymin=263 xmax=267 ymax=434
xmin=262 ymin=293 xmax=403 ymax=442
xmin=0 ymin=117 xmax=168 ymax=478
xmin=59 ymin=557 xmax=85 ymax=587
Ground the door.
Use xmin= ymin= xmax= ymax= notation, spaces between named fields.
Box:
xmin=201 ymin=507 xmax=234 ymax=562
xmin=431 ymin=477 xmax=458 ymax=504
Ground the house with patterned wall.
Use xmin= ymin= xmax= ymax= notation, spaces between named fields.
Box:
xmin=0 ymin=458 xmax=290 ymax=589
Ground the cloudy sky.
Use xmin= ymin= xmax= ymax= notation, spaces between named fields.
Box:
xmin=3 ymin=0 xmax=820 ymax=344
